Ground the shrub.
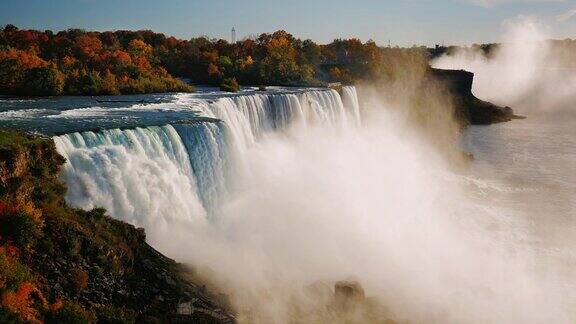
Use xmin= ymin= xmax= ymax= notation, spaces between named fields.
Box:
xmin=220 ymin=77 xmax=239 ymax=92
xmin=0 ymin=211 xmax=41 ymax=249
xmin=96 ymin=305 xmax=136 ymax=324
xmin=69 ymin=268 xmax=88 ymax=293
xmin=0 ymin=307 xmax=22 ymax=323
xmin=0 ymin=201 xmax=43 ymax=250
xmin=36 ymin=238 xmax=54 ymax=254
xmin=0 ymin=246 xmax=32 ymax=291
xmin=48 ymin=302 xmax=95 ymax=324
xmin=1 ymin=282 xmax=41 ymax=323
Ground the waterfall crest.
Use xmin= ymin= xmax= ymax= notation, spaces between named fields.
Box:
xmin=54 ymin=88 xmax=361 ymax=226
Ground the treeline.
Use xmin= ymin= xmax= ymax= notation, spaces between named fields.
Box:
xmin=0 ymin=24 xmax=432 ymax=96
xmin=0 ymin=25 xmax=192 ymax=96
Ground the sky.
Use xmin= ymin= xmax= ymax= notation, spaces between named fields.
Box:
xmin=1 ymin=0 xmax=576 ymax=46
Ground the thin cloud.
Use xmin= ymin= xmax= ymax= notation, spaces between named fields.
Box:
xmin=557 ymin=8 xmax=576 ymax=21
xmin=463 ymin=0 xmax=565 ymax=8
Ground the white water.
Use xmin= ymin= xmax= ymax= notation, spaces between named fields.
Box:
xmin=54 ymin=88 xmax=360 ymax=240
xmin=53 ymin=83 xmax=575 ymax=323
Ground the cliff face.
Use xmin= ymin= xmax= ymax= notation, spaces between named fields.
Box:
xmin=431 ymin=68 xmax=519 ymax=125
xmin=0 ymin=131 xmax=234 ymax=323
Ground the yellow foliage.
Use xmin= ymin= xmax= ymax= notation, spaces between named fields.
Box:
xmin=15 ymin=200 xmax=42 ymax=226
xmin=128 ymin=39 xmax=153 ymax=58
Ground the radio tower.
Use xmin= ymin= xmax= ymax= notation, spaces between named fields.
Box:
xmin=231 ymin=27 xmax=236 ymax=43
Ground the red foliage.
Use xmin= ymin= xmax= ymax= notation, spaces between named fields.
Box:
xmin=18 ymin=31 xmax=35 ymax=43
xmin=0 ymin=243 xmax=20 ymax=259
xmin=166 ymin=36 xmax=179 ymax=48
xmin=0 ymin=200 xmax=19 ymax=220
xmin=1 ymin=282 xmax=45 ymax=323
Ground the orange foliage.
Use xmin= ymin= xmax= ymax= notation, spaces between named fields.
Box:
xmin=95 ymin=50 xmax=133 ymax=71
xmin=50 ymin=297 xmax=64 ymax=313
xmin=166 ymin=36 xmax=179 ymax=47
xmin=207 ymin=63 xmax=221 ymax=78
xmin=112 ymin=50 xmax=132 ymax=66
xmin=75 ymin=35 xmax=103 ymax=58
xmin=330 ymin=67 xmax=343 ymax=80
xmin=265 ymin=32 xmax=296 ymax=60
xmin=240 ymin=56 xmax=254 ymax=70
xmin=15 ymin=200 xmax=42 ymax=226
xmin=1 ymin=282 xmax=46 ymax=323
xmin=62 ymin=55 xmax=78 ymax=68
xmin=0 ymin=48 xmax=47 ymax=70
xmin=134 ymin=56 xmax=151 ymax=70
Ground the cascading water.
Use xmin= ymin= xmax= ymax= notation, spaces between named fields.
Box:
xmin=173 ymin=122 xmax=228 ymax=212
xmin=342 ymin=85 xmax=361 ymax=125
xmin=53 ymin=125 xmax=209 ymax=229
xmin=54 ymin=88 xmax=360 ymax=233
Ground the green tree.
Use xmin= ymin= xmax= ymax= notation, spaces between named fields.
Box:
xmin=23 ymin=66 xmax=63 ymax=96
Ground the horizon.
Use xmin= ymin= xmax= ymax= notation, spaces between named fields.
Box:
xmin=1 ymin=0 xmax=576 ymax=47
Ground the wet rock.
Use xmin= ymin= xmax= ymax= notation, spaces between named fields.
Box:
xmin=176 ymin=301 xmax=193 ymax=315
xmin=335 ymin=280 xmax=365 ymax=305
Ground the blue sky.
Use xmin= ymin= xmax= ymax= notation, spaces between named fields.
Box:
xmin=1 ymin=0 xmax=576 ymax=46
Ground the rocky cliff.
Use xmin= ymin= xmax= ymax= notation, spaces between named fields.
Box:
xmin=0 ymin=131 xmax=234 ymax=323
xmin=430 ymin=68 xmax=521 ymax=125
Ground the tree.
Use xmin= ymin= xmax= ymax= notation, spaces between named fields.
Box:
xmin=74 ymin=34 xmax=102 ymax=59
xmin=220 ymin=77 xmax=239 ymax=92
xmin=23 ymin=65 xmax=64 ymax=96
xmin=0 ymin=49 xmax=47 ymax=94
xmin=128 ymin=39 xmax=152 ymax=58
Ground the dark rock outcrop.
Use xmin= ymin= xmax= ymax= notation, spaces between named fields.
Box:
xmin=334 ymin=280 xmax=365 ymax=305
xmin=430 ymin=68 xmax=522 ymax=125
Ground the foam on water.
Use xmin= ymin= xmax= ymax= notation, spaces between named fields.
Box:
xmin=54 ymin=88 xmax=356 ymax=225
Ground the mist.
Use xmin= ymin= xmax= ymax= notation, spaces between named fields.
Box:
xmin=150 ymin=93 xmax=572 ymax=323
xmin=433 ymin=17 xmax=576 ymax=117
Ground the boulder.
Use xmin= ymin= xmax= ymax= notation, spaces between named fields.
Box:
xmin=334 ymin=280 xmax=365 ymax=305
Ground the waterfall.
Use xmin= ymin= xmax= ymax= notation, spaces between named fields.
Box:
xmin=53 ymin=125 xmax=208 ymax=229
xmin=342 ymin=86 xmax=361 ymax=126
xmin=54 ymin=87 xmax=361 ymax=230
xmin=173 ymin=122 xmax=228 ymax=212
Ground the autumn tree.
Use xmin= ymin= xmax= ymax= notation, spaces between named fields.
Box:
xmin=23 ymin=65 xmax=64 ymax=96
